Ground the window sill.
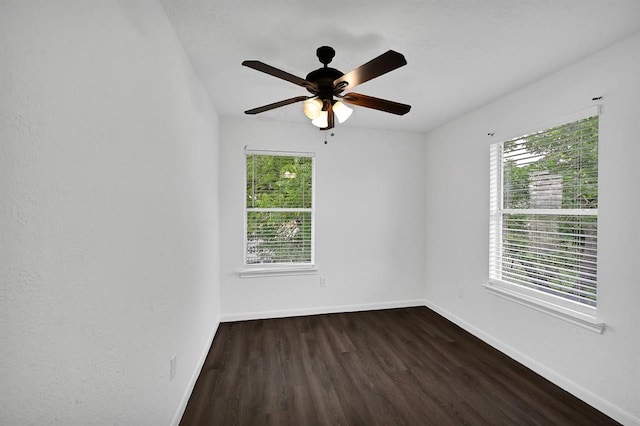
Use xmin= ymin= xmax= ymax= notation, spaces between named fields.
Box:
xmin=484 ymin=281 xmax=605 ymax=334
xmin=238 ymin=265 xmax=318 ymax=278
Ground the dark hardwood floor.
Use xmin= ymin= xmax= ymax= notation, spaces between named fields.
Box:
xmin=180 ymin=307 xmax=618 ymax=425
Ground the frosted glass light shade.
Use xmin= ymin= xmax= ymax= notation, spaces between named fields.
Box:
xmin=311 ymin=111 xmax=328 ymax=128
xmin=333 ymin=101 xmax=353 ymax=123
xmin=302 ymin=98 xmax=323 ymax=119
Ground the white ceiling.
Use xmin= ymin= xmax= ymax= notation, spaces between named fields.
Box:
xmin=160 ymin=0 xmax=640 ymax=133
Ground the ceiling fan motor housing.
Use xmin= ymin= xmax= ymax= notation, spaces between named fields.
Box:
xmin=306 ymin=67 xmax=343 ymax=97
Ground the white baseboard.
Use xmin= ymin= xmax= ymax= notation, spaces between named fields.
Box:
xmin=423 ymin=300 xmax=640 ymax=426
xmin=171 ymin=319 xmax=220 ymax=426
xmin=220 ymin=299 xmax=427 ymax=322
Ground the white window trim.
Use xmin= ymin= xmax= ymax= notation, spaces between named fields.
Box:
xmin=484 ymin=282 xmax=604 ymax=333
xmin=487 ymin=105 xmax=604 ymax=333
xmin=241 ymin=149 xmax=316 ymax=277
xmin=238 ymin=265 xmax=318 ymax=278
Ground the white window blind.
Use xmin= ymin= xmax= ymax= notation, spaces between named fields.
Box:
xmin=489 ymin=113 xmax=599 ymax=308
xmin=245 ymin=152 xmax=314 ymax=265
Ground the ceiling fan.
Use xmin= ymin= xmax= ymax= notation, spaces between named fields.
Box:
xmin=242 ymin=46 xmax=411 ymax=130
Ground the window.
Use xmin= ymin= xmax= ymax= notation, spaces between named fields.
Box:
xmin=245 ymin=151 xmax=314 ymax=267
xmin=488 ymin=109 xmax=600 ymax=324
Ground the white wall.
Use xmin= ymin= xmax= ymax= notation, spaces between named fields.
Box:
xmin=0 ymin=2 xmax=220 ymax=424
xmin=423 ymin=32 xmax=640 ymax=424
xmin=219 ymin=118 xmax=426 ymax=320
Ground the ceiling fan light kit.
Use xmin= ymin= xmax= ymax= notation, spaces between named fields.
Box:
xmin=332 ymin=100 xmax=353 ymax=123
xmin=242 ymin=46 xmax=411 ymax=130
xmin=302 ymin=97 xmax=323 ymax=119
xmin=311 ymin=111 xmax=329 ymax=128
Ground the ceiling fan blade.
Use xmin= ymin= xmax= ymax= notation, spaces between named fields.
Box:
xmin=341 ymin=93 xmax=411 ymax=115
xmin=244 ymin=96 xmax=309 ymax=115
xmin=242 ymin=60 xmax=318 ymax=92
xmin=333 ymin=50 xmax=407 ymax=92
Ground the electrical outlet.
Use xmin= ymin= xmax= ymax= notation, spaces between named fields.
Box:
xmin=170 ymin=355 xmax=177 ymax=381
xmin=458 ymin=286 xmax=464 ymax=299
xmin=320 ymin=277 xmax=328 ymax=287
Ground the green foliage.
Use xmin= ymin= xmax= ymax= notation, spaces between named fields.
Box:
xmin=247 ymin=154 xmax=312 ymax=209
xmin=503 ymin=116 xmax=598 ymax=210
xmin=246 ymin=155 xmax=313 ymax=264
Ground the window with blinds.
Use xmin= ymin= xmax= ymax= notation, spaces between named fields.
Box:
xmin=245 ymin=152 xmax=314 ymax=265
xmin=489 ymin=113 xmax=599 ymax=308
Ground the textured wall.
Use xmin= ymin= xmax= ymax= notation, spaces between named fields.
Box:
xmin=0 ymin=1 xmax=220 ymax=424
xmin=219 ymin=119 xmax=427 ymax=320
xmin=423 ymin=32 xmax=640 ymax=424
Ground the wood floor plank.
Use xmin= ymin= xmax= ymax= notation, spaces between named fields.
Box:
xmin=180 ymin=307 xmax=619 ymax=426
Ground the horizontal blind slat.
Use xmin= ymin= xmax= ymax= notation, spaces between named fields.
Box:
xmin=500 ymin=271 xmax=596 ymax=304
xmin=500 ymin=270 xmax=596 ymax=296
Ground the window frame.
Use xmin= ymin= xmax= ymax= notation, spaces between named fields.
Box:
xmin=240 ymin=149 xmax=317 ymax=278
xmin=486 ymin=106 xmax=604 ymax=333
